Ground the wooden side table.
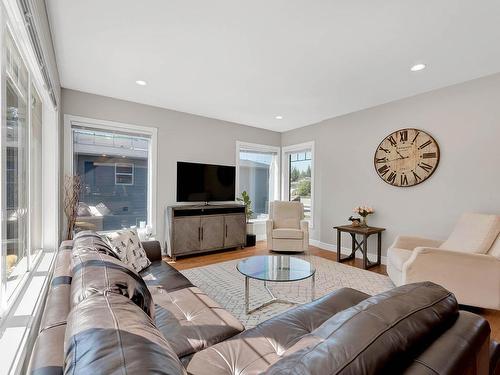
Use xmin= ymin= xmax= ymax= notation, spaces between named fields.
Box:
xmin=333 ymin=225 xmax=386 ymax=269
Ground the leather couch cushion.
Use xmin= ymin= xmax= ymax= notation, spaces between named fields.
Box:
xmin=73 ymin=230 xmax=119 ymax=259
xmin=387 ymin=247 xmax=413 ymax=271
xmin=440 ymin=213 xmax=500 ymax=254
xmin=140 ymin=260 xmax=194 ymax=292
xmin=403 ymin=311 xmax=490 ymax=375
xmin=273 ymin=228 xmax=303 ymax=239
xmin=64 ymin=293 xmax=186 ymax=375
xmin=71 ymin=252 xmax=154 ymax=318
xmin=152 ymin=286 xmax=244 ymax=358
xmin=187 ymin=288 xmax=369 ymax=375
xmin=28 ymin=325 xmax=66 ymax=375
xmin=264 ymin=282 xmax=458 ymax=375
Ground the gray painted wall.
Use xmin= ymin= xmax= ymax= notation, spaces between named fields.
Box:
xmin=61 ymin=88 xmax=281 ymax=245
xmin=282 ymin=73 xmax=500 ymax=257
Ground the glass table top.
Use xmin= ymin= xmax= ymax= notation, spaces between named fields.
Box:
xmin=237 ymin=255 xmax=316 ymax=282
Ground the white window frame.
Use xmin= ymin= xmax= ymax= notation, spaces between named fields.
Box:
xmin=235 ymin=141 xmax=281 ymax=222
xmin=115 ymin=163 xmax=134 ymax=186
xmin=0 ymin=0 xmax=60 ymax=372
xmin=64 ymin=115 xmax=158 ymax=233
xmin=282 ymin=141 xmax=315 ymax=228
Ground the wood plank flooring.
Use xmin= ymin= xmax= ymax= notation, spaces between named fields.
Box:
xmin=165 ymin=241 xmax=500 ymax=341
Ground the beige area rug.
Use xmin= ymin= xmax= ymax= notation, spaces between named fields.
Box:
xmin=181 ymin=255 xmax=394 ymax=328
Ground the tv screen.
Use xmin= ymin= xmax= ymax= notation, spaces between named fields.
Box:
xmin=177 ymin=161 xmax=236 ymax=202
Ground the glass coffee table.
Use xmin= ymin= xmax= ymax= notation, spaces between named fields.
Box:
xmin=237 ymin=255 xmax=316 ymax=314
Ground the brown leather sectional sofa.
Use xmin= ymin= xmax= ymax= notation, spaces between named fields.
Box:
xmin=28 ymin=236 xmax=499 ymax=375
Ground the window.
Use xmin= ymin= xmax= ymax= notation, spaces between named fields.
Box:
xmin=1 ymin=30 xmax=44 ymax=304
xmin=67 ymin=117 xmax=157 ymax=233
xmin=115 ymin=163 xmax=134 ymax=185
xmin=237 ymin=142 xmax=280 ymax=220
xmin=72 ymin=127 xmax=151 ymax=231
xmin=282 ymin=142 xmax=314 ymax=226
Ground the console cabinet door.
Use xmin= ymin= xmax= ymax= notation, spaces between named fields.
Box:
xmin=201 ymin=216 xmax=224 ymax=250
xmin=224 ymin=214 xmax=246 ymax=248
xmin=173 ymin=216 xmax=201 ymax=254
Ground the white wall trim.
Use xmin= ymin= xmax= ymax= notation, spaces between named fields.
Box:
xmin=63 ymin=114 xmax=158 ymax=234
xmin=281 ymin=141 xmax=315 ymax=228
xmin=310 ymin=239 xmax=387 ymax=265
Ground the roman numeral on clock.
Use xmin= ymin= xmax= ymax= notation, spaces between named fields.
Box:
xmin=418 ymin=140 xmax=432 ymax=150
xmin=379 ymin=146 xmax=390 ymax=153
xmin=388 ymin=136 xmax=397 ymax=147
xmin=412 ymin=171 xmax=422 ymax=182
xmin=375 ymin=157 xmax=388 ymax=163
xmin=422 ymin=152 xmax=436 ymax=159
xmin=419 ymin=162 xmax=433 ymax=173
xmin=399 ymin=130 xmax=408 ymax=142
xmin=400 ymin=174 xmax=408 ymax=186
xmin=378 ymin=164 xmax=390 ymax=177
xmin=387 ymin=171 xmax=397 ymax=184
xmin=411 ymin=131 xmax=420 ymax=143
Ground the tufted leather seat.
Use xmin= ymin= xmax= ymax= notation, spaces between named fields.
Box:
xmin=152 ymin=285 xmax=244 ymax=358
xmin=186 ymin=288 xmax=370 ymax=374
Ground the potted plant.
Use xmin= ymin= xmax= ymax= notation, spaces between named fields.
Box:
xmin=237 ymin=191 xmax=254 ymax=234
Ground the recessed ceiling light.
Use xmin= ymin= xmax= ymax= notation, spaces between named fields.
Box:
xmin=410 ymin=63 xmax=426 ymax=72
xmin=135 ymin=80 xmax=147 ymax=86
xmin=275 ymin=115 xmax=283 ymax=120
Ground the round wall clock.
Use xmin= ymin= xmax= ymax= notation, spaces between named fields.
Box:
xmin=374 ymin=128 xmax=440 ymax=187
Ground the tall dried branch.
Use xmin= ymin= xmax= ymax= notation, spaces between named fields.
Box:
xmin=64 ymin=174 xmax=81 ymax=240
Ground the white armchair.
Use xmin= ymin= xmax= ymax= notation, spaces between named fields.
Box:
xmin=387 ymin=213 xmax=500 ymax=310
xmin=266 ymin=201 xmax=309 ymax=252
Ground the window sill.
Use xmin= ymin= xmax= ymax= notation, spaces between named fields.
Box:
xmin=0 ymin=248 xmax=56 ymax=375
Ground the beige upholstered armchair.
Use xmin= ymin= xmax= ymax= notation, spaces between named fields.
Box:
xmin=266 ymin=201 xmax=309 ymax=252
xmin=387 ymin=213 xmax=500 ymax=310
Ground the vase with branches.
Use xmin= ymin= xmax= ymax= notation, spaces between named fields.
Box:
xmin=64 ymin=175 xmax=81 ymax=240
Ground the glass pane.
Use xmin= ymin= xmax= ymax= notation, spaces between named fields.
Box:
xmin=238 ymin=150 xmax=277 ymax=219
xmin=30 ymin=84 xmax=43 ymax=255
xmin=73 ymin=128 xmax=149 ymax=232
xmin=288 ymin=150 xmax=312 ymax=220
xmin=3 ymin=33 xmax=29 ymax=299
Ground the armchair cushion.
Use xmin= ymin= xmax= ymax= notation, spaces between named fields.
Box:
xmin=272 ymin=228 xmax=303 ymax=239
xmin=440 ymin=213 xmax=500 ymax=254
xmin=271 ymin=201 xmax=303 ymax=229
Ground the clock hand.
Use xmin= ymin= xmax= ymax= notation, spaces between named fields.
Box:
xmin=395 ymin=150 xmax=405 ymax=159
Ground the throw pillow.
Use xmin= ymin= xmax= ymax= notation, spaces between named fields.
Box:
xmin=105 ymin=228 xmax=151 ymax=272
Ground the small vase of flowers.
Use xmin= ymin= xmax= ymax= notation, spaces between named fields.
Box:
xmin=353 ymin=205 xmax=374 ymax=227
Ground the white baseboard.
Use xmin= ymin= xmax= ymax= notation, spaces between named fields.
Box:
xmin=310 ymin=239 xmax=387 ymax=265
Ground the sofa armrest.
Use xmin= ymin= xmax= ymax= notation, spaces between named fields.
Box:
xmin=391 ymin=235 xmax=444 ymax=251
xmin=141 ymin=240 xmax=162 ymax=262
xmin=403 ymin=247 xmax=500 ymax=309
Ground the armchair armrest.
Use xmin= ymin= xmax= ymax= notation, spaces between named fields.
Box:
xmin=300 ymin=220 xmax=309 ymax=232
xmin=266 ymin=220 xmax=274 ymax=249
xmin=391 ymin=235 xmax=444 ymax=251
xmin=403 ymin=247 xmax=500 ymax=309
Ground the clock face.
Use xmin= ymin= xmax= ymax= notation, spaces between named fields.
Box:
xmin=374 ymin=128 xmax=440 ymax=187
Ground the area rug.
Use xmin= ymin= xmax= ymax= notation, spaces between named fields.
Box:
xmin=180 ymin=255 xmax=394 ymax=328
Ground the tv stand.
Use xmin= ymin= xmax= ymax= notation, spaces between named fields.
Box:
xmin=165 ymin=203 xmax=246 ymax=260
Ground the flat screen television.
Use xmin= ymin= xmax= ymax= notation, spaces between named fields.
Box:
xmin=176 ymin=161 xmax=236 ymax=202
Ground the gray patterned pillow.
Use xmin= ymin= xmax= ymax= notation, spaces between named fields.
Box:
xmin=105 ymin=228 xmax=151 ymax=272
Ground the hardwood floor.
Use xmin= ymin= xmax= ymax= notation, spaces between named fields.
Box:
xmin=165 ymin=241 xmax=500 ymax=341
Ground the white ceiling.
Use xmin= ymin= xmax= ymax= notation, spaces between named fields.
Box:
xmin=47 ymin=1 xmax=500 ymax=132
